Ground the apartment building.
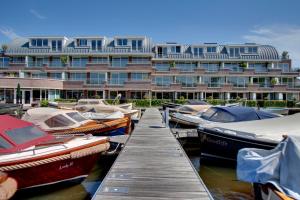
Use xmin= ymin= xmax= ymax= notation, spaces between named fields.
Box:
xmin=0 ymin=35 xmax=299 ymax=105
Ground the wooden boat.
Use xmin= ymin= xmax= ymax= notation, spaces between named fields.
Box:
xmin=197 ymin=113 xmax=300 ymax=160
xmin=171 ymin=106 xmax=280 ymax=127
xmin=0 ymin=171 xmax=17 ymax=199
xmin=81 ymin=111 xmax=124 ymax=122
xmin=22 ymin=108 xmax=131 ymax=136
xmin=74 ymin=100 xmax=140 ymax=119
xmin=0 ymin=115 xmax=110 ymax=189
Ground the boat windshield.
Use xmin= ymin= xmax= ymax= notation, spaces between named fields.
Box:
xmin=201 ymin=108 xmax=217 ymax=120
xmin=78 ymin=101 xmax=88 ymax=105
xmin=209 ymin=110 xmax=236 ymax=122
xmin=0 ymin=136 xmax=13 ymax=149
xmin=5 ymin=126 xmax=47 ymax=144
xmin=45 ymin=114 xmax=75 ymax=128
xmin=66 ymin=112 xmax=87 ymax=122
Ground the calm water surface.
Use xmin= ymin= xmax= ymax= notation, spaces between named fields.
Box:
xmin=189 ymin=155 xmax=254 ymax=200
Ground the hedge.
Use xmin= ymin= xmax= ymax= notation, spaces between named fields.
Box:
xmin=54 ymin=98 xmax=77 ymax=103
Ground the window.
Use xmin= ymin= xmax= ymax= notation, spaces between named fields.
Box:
xmin=71 ymin=57 xmax=88 ymax=67
xmin=240 ymin=47 xmax=245 ymax=53
xmin=89 ymin=73 xmax=105 ymax=84
xmin=210 ymin=111 xmax=235 ymax=122
xmin=37 ymin=39 xmax=43 ymax=47
xmin=249 ymin=63 xmax=267 ymax=72
xmin=49 ymin=73 xmax=62 ymax=80
xmin=132 ymin=57 xmax=150 ymax=64
xmin=43 ymin=39 xmax=48 ymax=46
xmin=69 ymin=73 xmax=87 ymax=81
xmin=32 ymin=39 xmax=37 ymax=46
xmin=248 ymin=47 xmax=258 ymax=53
xmin=176 ymin=62 xmax=196 ymax=71
xmin=110 ymin=73 xmax=128 ymax=85
xmin=52 ymin=40 xmax=62 ymax=51
xmin=131 ymin=73 xmax=149 ymax=80
xmin=193 ymin=47 xmax=203 ymax=56
xmin=132 ymin=40 xmax=142 ymax=50
xmin=170 ymin=46 xmax=180 ymax=53
xmin=155 ymin=63 xmax=170 ymax=71
xmin=111 ymin=57 xmax=128 ymax=67
xmin=229 ymin=48 xmax=240 ymax=57
xmin=66 ymin=112 xmax=86 ymax=122
xmin=201 ymin=108 xmax=217 ymax=120
xmin=77 ymin=39 xmax=87 ymax=46
xmin=176 ymin=76 xmax=197 ymax=87
xmin=91 ymin=40 xmax=102 ymax=50
xmin=90 ymin=57 xmax=108 ymax=64
xmin=5 ymin=126 xmax=47 ymax=144
xmin=202 ymin=63 xmax=219 ymax=72
xmin=207 ymin=47 xmax=216 ymax=53
xmin=0 ymin=136 xmax=12 ymax=149
xmin=45 ymin=114 xmax=75 ymax=128
xmin=117 ymin=39 xmax=128 ymax=46
xmin=154 ymin=76 xmax=172 ymax=86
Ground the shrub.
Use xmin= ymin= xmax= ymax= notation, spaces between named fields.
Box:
xmin=54 ymin=98 xmax=77 ymax=103
xmin=40 ymin=100 xmax=49 ymax=107
xmin=207 ymin=99 xmax=226 ymax=105
xmin=245 ymin=100 xmax=257 ymax=107
xmin=264 ymin=100 xmax=286 ymax=107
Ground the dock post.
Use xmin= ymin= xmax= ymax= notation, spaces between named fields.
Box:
xmin=165 ymin=107 xmax=169 ymax=127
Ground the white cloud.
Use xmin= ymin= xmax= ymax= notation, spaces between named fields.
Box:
xmin=243 ymin=25 xmax=300 ymax=68
xmin=29 ymin=9 xmax=46 ymax=20
xmin=0 ymin=26 xmax=21 ymax=40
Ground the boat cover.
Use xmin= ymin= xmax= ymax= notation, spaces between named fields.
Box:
xmin=237 ymin=136 xmax=300 ymax=199
xmin=203 ymin=113 xmax=300 ymax=143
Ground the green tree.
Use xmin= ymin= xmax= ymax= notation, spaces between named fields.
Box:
xmin=239 ymin=62 xmax=247 ymax=69
xmin=169 ymin=61 xmax=176 ymax=68
xmin=282 ymin=51 xmax=289 ymax=60
xmin=16 ymin=83 xmax=21 ymax=104
xmin=60 ymin=56 xmax=68 ymax=66
xmin=271 ymin=78 xmax=278 ymax=86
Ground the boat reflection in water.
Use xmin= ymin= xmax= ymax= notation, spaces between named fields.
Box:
xmin=189 ymin=155 xmax=253 ymax=200
xmin=12 ymin=155 xmax=117 ymax=200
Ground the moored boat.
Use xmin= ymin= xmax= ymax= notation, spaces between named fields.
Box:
xmin=198 ymin=113 xmax=300 ymax=160
xmin=237 ymin=136 xmax=300 ymax=200
xmin=22 ymin=108 xmax=131 ymax=136
xmin=172 ymin=106 xmax=279 ymax=127
xmin=0 ymin=115 xmax=110 ymax=189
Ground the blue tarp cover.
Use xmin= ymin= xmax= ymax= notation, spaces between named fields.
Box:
xmin=237 ymin=136 xmax=300 ymax=199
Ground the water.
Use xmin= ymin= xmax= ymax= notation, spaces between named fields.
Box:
xmin=189 ymin=155 xmax=254 ymax=200
xmin=12 ymin=155 xmax=117 ymax=200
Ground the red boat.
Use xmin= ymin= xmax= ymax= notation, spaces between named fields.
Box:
xmin=0 ymin=115 xmax=110 ymax=189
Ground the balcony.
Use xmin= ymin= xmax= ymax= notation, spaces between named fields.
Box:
xmin=6 ymin=46 xmax=153 ymax=55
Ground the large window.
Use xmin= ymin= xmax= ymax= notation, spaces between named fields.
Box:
xmin=193 ymin=47 xmax=203 ymax=56
xmin=71 ymin=57 xmax=88 ymax=67
xmin=45 ymin=114 xmax=75 ymax=128
xmin=170 ymin=46 xmax=181 ymax=53
xmin=207 ymin=47 xmax=217 ymax=53
xmin=278 ymin=63 xmax=290 ymax=72
xmin=249 ymin=63 xmax=267 ymax=72
xmin=176 ymin=62 xmax=196 ymax=72
xmin=0 ymin=57 xmax=9 ymax=68
xmin=132 ymin=40 xmax=142 ymax=50
xmin=32 ymin=39 xmax=48 ymax=47
xmin=111 ymin=57 xmax=128 ymax=67
xmin=69 ymin=73 xmax=87 ymax=81
xmin=110 ymin=73 xmax=128 ymax=85
xmin=227 ymin=77 xmax=248 ymax=87
xmin=229 ymin=48 xmax=240 ymax=57
xmin=248 ymin=46 xmax=258 ymax=54
xmin=52 ymin=40 xmax=62 ymax=51
xmin=117 ymin=39 xmax=128 ymax=46
xmin=32 ymin=72 xmax=47 ymax=79
xmin=77 ymin=39 xmax=87 ymax=47
xmin=131 ymin=73 xmax=149 ymax=80
xmin=154 ymin=63 xmax=170 ymax=71
xmin=224 ymin=63 xmax=243 ymax=72
xmin=90 ymin=57 xmax=108 ymax=64
xmin=131 ymin=57 xmax=150 ymax=64
xmin=176 ymin=76 xmax=197 ymax=87
xmin=202 ymin=63 xmax=219 ymax=72
xmin=5 ymin=126 xmax=47 ymax=144
xmin=49 ymin=57 xmax=64 ymax=67
xmin=203 ymin=76 xmax=224 ymax=87
xmin=89 ymin=73 xmax=106 ymax=84
xmin=154 ymin=76 xmax=172 ymax=86
xmin=91 ymin=40 xmax=102 ymax=51
xmin=49 ymin=73 xmax=62 ymax=80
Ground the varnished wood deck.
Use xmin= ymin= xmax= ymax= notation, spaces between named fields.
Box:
xmin=93 ymin=108 xmax=212 ymax=200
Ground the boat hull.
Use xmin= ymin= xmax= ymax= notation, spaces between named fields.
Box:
xmin=198 ymin=129 xmax=277 ymax=160
xmin=3 ymin=152 xmax=99 ymax=189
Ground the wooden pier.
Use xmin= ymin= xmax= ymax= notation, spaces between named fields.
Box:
xmin=93 ymin=108 xmax=212 ymax=200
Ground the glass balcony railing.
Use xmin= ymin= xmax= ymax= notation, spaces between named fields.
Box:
xmin=108 ymin=78 xmax=127 ymax=85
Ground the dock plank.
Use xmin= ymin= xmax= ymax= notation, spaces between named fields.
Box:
xmin=93 ymin=108 xmax=212 ymax=200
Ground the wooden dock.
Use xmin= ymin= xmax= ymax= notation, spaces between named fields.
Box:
xmin=93 ymin=108 xmax=212 ymax=200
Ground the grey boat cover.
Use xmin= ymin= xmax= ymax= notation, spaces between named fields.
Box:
xmin=237 ymin=136 xmax=300 ymax=199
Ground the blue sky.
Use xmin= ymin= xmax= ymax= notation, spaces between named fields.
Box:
xmin=1 ymin=0 xmax=300 ymax=67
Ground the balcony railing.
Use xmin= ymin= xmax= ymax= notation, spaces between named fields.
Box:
xmin=6 ymin=46 xmax=153 ymax=55
xmin=108 ymin=78 xmax=127 ymax=85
